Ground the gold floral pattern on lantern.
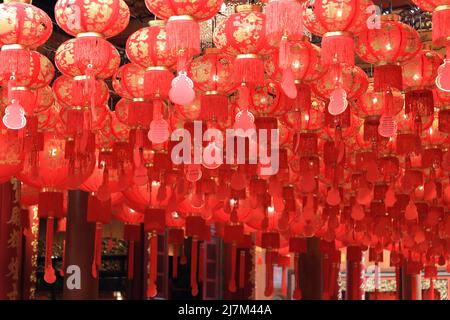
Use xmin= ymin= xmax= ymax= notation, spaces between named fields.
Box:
xmin=0 ymin=2 xmax=53 ymax=48
xmin=145 ymin=0 xmax=224 ymax=22
xmin=213 ymin=5 xmax=273 ymax=57
xmin=55 ymin=38 xmax=120 ymax=78
xmin=312 ymin=65 xmax=369 ymax=101
xmin=54 ymin=0 xmax=130 ymax=38
xmin=113 ymin=64 xmax=146 ymax=100
xmin=126 ymin=21 xmax=176 ymax=69
xmin=0 ymin=51 xmax=54 ymax=89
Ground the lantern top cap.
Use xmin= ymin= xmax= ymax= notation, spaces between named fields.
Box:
xmin=3 ymin=0 xmax=32 ymax=3
xmin=149 ymin=20 xmax=166 ymax=27
xmin=235 ymin=4 xmax=262 ymax=13
xmin=381 ymin=14 xmax=399 ymax=22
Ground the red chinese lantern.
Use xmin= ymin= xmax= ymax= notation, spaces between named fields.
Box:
xmin=355 ymin=14 xmax=422 ymax=92
xmin=403 ymin=50 xmax=443 ymax=116
xmin=303 ymin=0 xmax=372 ymax=66
xmin=188 ymin=48 xmax=235 ymax=122
xmin=145 ymin=0 xmax=224 ymax=106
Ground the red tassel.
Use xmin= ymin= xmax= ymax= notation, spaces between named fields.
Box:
xmin=199 ymin=242 xmax=205 ymax=284
xmin=264 ymin=251 xmax=274 ymax=297
xmin=239 ymin=250 xmax=245 ymax=289
xmin=91 ymin=223 xmax=103 ymax=278
xmin=405 ymin=89 xmax=434 ymax=116
xmin=200 ymin=93 xmax=228 ymax=121
xmin=181 ymin=244 xmax=187 ymax=265
xmin=374 ymin=64 xmax=403 ymax=92
xmin=66 ymin=108 xmax=85 ymax=137
xmin=74 ymin=36 xmax=111 ymax=71
xmin=147 ymin=233 xmax=158 ymax=298
xmin=281 ymin=266 xmax=287 ymax=296
xmin=144 ymin=67 xmax=173 ymax=99
xmin=265 ymin=0 xmax=304 ymax=40
xmin=293 ymin=253 xmax=302 ymax=299
xmin=279 ymin=37 xmax=291 ymax=70
xmin=38 ymin=192 xmax=64 ymax=218
xmin=0 ymin=46 xmax=30 ymax=77
xmin=166 ymin=16 xmax=200 ymax=56
xmin=322 ymin=251 xmax=331 ymax=300
xmin=44 ymin=217 xmax=56 ymax=284
xmin=128 ymin=240 xmax=135 ymax=280
xmin=430 ymin=279 xmax=435 ymax=300
xmin=432 ymin=6 xmax=450 ymax=45
xmin=173 ymin=244 xmax=179 ymax=279
xmin=228 ymin=243 xmax=237 ymax=292
xmin=234 ymin=55 xmax=264 ymax=85
xmin=238 ymin=85 xmax=250 ymax=110
xmin=321 ymin=32 xmax=355 ymax=66
xmin=60 ymin=239 xmax=66 ymax=277
xmin=191 ymin=238 xmax=199 ymax=296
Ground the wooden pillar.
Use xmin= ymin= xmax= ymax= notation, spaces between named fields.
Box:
xmin=299 ymin=237 xmax=323 ymax=300
xmin=346 ymin=246 xmax=364 ymax=300
xmin=0 ymin=179 xmax=22 ymax=300
xmin=63 ymin=190 xmax=98 ymax=299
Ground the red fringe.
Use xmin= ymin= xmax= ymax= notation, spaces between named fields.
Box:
xmin=147 ymin=234 xmax=158 ymax=298
xmin=44 ymin=217 xmax=56 ymax=284
xmin=281 ymin=266 xmax=287 ymax=296
xmin=0 ymin=48 xmax=30 ymax=77
xmin=144 ymin=68 xmax=173 ymax=99
xmin=228 ymin=243 xmax=237 ymax=292
xmin=38 ymin=192 xmax=64 ymax=218
xmin=166 ymin=17 xmax=200 ymax=56
xmin=432 ymin=7 xmax=450 ymax=45
xmin=266 ymin=0 xmax=303 ymax=40
xmin=234 ymin=56 xmax=264 ymax=85
xmin=74 ymin=36 xmax=111 ymax=70
xmin=201 ymin=93 xmax=228 ymax=121
xmin=66 ymin=108 xmax=85 ymax=137
xmin=191 ymin=238 xmax=199 ymax=296
xmin=405 ymin=89 xmax=434 ymax=116
xmin=264 ymin=251 xmax=274 ymax=297
xmin=293 ymin=253 xmax=302 ymax=299
xmin=199 ymin=242 xmax=205 ymax=283
xmin=173 ymin=244 xmax=179 ymax=279
xmin=128 ymin=240 xmax=135 ymax=280
xmin=374 ymin=64 xmax=403 ymax=92
xmin=91 ymin=223 xmax=103 ymax=278
xmin=279 ymin=38 xmax=291 ymax=70
xmin=239 ymin=251 xmax=245 ymax=289
xmin=321 ymin=33 xmax=355 ymax=66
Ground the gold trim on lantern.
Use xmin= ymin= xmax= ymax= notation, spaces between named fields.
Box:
xmin=1 ymin=44 xmax=25 ymax=51
xmin=236 ymin=53 xmax=260 ymax=60
xmin=41 ymin=188 xmax=63 ymax=193
xmin=236 ymin=4 xmax=262 ymax=13
xmin=73 ymin=75 xmax=89 ymax=81
xmin=133 ymin=98 xmax=145 ymax=102
xmin=100 ymin=147 xmax=113 ymax=153
xmin=323 ymin=31 xmax=353 ymax=38
xmin=168 ymin=15 xmax=195 ymax=22
xmin=76 ymin=32 xmax=104 ymax=39
xmin=149 ymin=20 xmax=166 ymax=27
xmin=66 ymin=105 xmax=83 ymax=111
xmin=435 ymin=5 xmax=450 ymax=12
xmin=146 ymin=66 xmax=169 ymax=72
xmin=10 ymin=86 xmax=28 ymax=91
xmin=204 ymin=91 xmax=220 ymax=95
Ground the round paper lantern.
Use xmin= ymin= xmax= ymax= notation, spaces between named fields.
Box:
xmin=403 ymin=49 xmax=443 ymax=116
xmin=123 ymin=183 xmax=173 ymax=213
xmin=1 ymin=85 xmax=54 ymax=115
xmin=355 ymin=14 xmax=422 ymax=92
xmin=144 ymin=0 xmax=223 ymax=21
xmin=0 ymin=123 xmax=23 ymax=183
xmin=302 ymin=0 xmax=373 ymax=66
xmin=113 ymin=63 xmax=147 ymax=100
xmin=54 ymin=0 xmax=130 ymax=38
xmin=55 ymin=38 xmax=120 ymax=79
xmin=354 ymin=85 xmax=404 ymax=118
xmin=0 ymin=50 xmax=54 ymax=89
xmin=188 ymin=48 xmax=234 ymax=121
xmin=312 ymin=65 xmax=369 ymax=101
xmin=249 ymin=80 xmax=282 ymax=117
xmin=0 ymin=0 xmax=53 ymax=48
xmin=115 ymin=98 xmax=153 ymax=130
xmin=126 ymin=20 xmax=176 ymax=69
xmin=214 ymin=4 xmax=272 ymax=85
